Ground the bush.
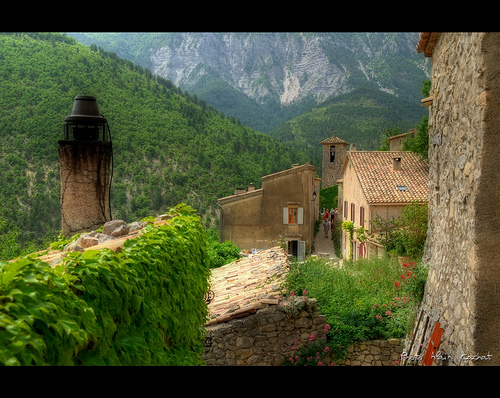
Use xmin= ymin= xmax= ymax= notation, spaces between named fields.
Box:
xmin=284 ymin=255 xmax=427 ymax=362
xmin=0 ymin=204 xmax=211 ymax=366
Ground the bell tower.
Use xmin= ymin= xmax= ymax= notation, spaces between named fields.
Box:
xmin=319 ymin=135 xmax=349 ymax=189
xmin=58 ymin=95 xmax=113 ymax=236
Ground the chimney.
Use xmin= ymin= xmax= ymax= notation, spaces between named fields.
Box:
xmin=59 ymin=95 xmax=113 ymax=236
xmin=350 ymin=143 xmax=357 ymax=151
xmin=393 ymin=157 xmax=402 ymax=171
xmin=248 ymin=183 xmax=255 ymax=192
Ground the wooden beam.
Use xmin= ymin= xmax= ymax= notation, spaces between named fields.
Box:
xmin=421 ymin=96 xmax=433 ymax=107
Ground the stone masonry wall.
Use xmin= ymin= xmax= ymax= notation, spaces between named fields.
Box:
xmin=338 ymin=338 xmax=404 ymax=366
xmin=408 ymin=32 xmax=500 ymax=366
xmin=202 ymin=297 xmax=327 ymax=366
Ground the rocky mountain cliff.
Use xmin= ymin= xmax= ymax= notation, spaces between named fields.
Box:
xmin=69 ymin=32 xmax=430 ymax=132
xmin=148 ymin=32 xmax=427 ymax=106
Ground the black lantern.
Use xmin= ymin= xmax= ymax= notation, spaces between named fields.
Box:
xmin=63 ymin=95 xmax=111 ymax=142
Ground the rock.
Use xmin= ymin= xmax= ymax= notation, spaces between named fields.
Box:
xmin=102 ymin=220 xmax=129 ymax=237
xmin=64 ymin=242 xmax=84 ymax=252
xmin=128 ymin=221 xmax=148 ymax=232
xmin=76 ymin=233 xmax=99 ymax=249
xmin=94 ymin=233 xmax=116 ymax=244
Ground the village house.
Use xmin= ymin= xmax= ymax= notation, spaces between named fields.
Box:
xmin=387 ymin=128 xmax=417 ymax=151
xmin=217 ymin=163 xmax=320 ymax=259
xmin=338 ymin=148 xmax=429 ymax=260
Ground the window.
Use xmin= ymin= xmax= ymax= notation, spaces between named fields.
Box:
xmin=330 ymin=145 xmax=336 ymax=162
xmin=360 ymin=206 xmax=365 ymax=228
xmin=283 ymin=207 xmax=303 ymax=224
xmin=351 ymin=203 xmax=355 ymax=222
xmin=344 ymin=200 xmax=348 ymax=219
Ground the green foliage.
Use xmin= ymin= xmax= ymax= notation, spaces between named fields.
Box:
xmin=370 ymin=201 xmax=428 ymax=258
xmin=341 ymin=221 xmax=354 ymax=261
xmin=205 ymin=227 xmax=240 ymax=269
xmin=0 ymin=204 xmax=211 ymax=366
xmin=319 ymin=185 xmax=338 ymax=212
xmin=284 ymin=255 xmax=427 ymax=362
xmin=0 ymin=32 xmax=310 ymax=257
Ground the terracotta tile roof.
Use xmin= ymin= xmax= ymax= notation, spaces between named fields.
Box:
xmin=206 ymin=247 xmax=289 ymax=326
xmin=417 ymin=32 xmax=441 ymax=57
xmin=319 ymin=135 xmax=349 ymax=145
xmin=344 ymin=151 xmax=429 ymax=204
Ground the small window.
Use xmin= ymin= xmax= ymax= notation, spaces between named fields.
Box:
xmin=344 ymin=200 xmax=348 ymax=219
xmin=397 ymin=185 xmax=408 ymax=191
xmin=330 ymin=145 xmax=336 ymax=162
xmin=360 ymin=206 xmax=365 ymax=228
xmin=351 ymin=203 xmax=355 ymax=222
xmin=283 ymin=207 xmax=303 ymax=224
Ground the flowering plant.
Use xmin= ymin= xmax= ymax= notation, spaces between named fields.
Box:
xmin=284 ymin=324 xmax=335 ymax=366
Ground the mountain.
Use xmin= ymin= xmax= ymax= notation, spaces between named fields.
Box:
xmin=68 ymin=32 xmax=430 ymax=134
xmin=0 ymin=32 xmax=311 ymax=258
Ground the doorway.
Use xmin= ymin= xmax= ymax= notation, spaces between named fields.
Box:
xmin=288 ymin=240 xmax=305 ymax=260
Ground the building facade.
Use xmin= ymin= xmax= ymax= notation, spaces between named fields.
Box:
xmin=218 ymin=163 xmax=320 ymax=259
xmin=406 ymin=32 xmax=500 ymax=366
xmin=338 ymin=150 xmax=429 ymax=261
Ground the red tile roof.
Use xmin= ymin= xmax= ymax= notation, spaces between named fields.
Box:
xmin=206 ymin=247 xmax=288 ymax=325
xmin=343 ymin=151 xmax=429 ymax=204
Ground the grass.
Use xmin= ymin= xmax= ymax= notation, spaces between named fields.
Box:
xmin=283 ymin=254 xmax=427 ymax=361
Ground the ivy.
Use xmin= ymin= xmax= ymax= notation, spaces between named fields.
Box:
xmin=0 ymin=204 xmax=210 ymax=366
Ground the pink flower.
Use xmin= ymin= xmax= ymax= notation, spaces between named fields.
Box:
xmin=289 ymin=357 xmax=294 ymax=363
xmin=309 ymin=334 xmax=315 ymax=341
xmin=385 ymin=310 xmax=392 ymax=316
xmin=303 ymin=290 xmax=307 ymax=296
xmin=290 ymin=291 xmax=295 ymax=296
xmin=324 ymin=346 xmax=330 ymax=352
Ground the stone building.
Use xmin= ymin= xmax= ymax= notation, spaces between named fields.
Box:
xmin=387 ymin=129 xmax=416 ymax=151
xmin=217 ymin=163 xmax=320 ymax=259
xmin=338 ymin=149 xmax=429 ymax=261
xmin=320 ymin=135 xmax=349 ymax=189
xmin=405 ymin=32 xmax=500 ymax=366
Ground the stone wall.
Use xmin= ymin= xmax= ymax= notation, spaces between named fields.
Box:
xmin=338 ymin=338 xmax=404 ymax=366
xmin=202 ymin=297 xmax=327 ymax=366
xmin=408 ymin=32 xmax=500 ymax=366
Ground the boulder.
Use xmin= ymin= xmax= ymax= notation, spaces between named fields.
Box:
xmin=103 ymin=220 xmax=129 ymax=237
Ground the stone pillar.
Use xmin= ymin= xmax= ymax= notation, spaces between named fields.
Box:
xmin=59 ymin=141 xmax=112 ymax=236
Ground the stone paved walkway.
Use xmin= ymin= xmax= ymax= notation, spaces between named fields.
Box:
xmin=312 ymin=222 xmax=341 ymax=264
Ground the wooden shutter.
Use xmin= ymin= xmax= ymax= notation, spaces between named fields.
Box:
xmin=297 ymin=241 xmax=305 ymax=260
xmin=297 ymin=207 xmax=304 ymax=224
xmin=344 ymin=201 xmax=348 ymax=219
xmin=283 ymin=207 xmax=288 ymax=224
xmin=360 ymin=206 xmax=365 ymax=228
xmin=351 ymin=203 xmax=355 ymax=222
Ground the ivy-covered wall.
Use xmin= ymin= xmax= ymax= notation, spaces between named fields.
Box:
xmin=0 ymin=204 xmax=211 ymax=365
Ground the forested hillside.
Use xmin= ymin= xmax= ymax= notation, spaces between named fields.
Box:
xmin=270 ymin=84 xmax=428 ymax=158
xmin=0 ymin=32 xmax=310 ymax=258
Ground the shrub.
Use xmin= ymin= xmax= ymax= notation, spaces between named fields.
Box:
xmin=284 ymin=255 xmax=427 ymax=362
xmin=0 ymin=204 xmax=211 ymax=366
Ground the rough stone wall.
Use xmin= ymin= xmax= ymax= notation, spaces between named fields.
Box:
xmin=409 ymin=32 xmax=500 ymax=366
xmin=202 ymin=297 xmax=327 ymax=366
xmin=321 ymin=143 xmax=347 ymax=189
xmin=59 ymin=142 xmax=112 ymax=236
xmin=338 ymin=338 xmax=404 ymax=366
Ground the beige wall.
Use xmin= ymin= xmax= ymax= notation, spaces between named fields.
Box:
xmin=340 ymin=157 xmax=370 ymax=260
xmin=219 ymin=165 xmax=317 ymax=255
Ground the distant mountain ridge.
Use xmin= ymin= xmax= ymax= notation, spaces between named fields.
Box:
xmin=68 ymin=32 xmax=430 ymax=133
